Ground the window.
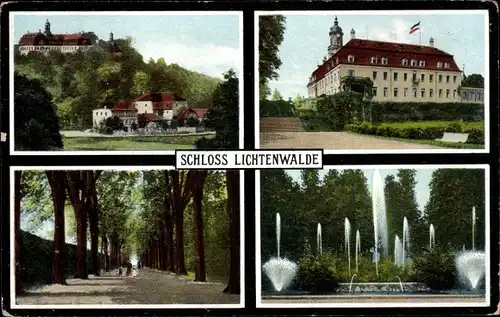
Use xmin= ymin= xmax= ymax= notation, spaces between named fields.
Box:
xmin=411 ymin=59 xmax=417 ymax=67
xmin=453 ymin=76 xmax=457 ymax=84
xmin=372 ymin=71 xmax=377 ymax=80
xmin=446 ymin=89 xmax=450 ymax=98
xmin=371 ymin=56 xmax=378 ymax=64
xmin=372 ymin=87 xmax=378 ymax=96
xmin=429 ymin=74 xmax=434 ymax=82
xmin=413 ymin=88 xmax=417 ymax=98
xmin=453 ymin=89 xmax=456 ymax=98
xmin=419 ymin=60 xmax=426 ymax=67
xmin=421 ymin=89 xmax=425 ymax=98
xmin=429 ymin=89 xmax=434 ymax=98
xmin=334 ymin=73 xmax=337 ymax=80
xmin=381 ymin=57 xmax=388 ymax=65
xmin=383 ymin=87 xmax=388 ymax=97
xmin=404 ymin=73 xmax=408 ymax=81
xmin=402 ymin=59 xmax=409 ymax=66
xmin=421 ymin=74 xmax=425 ymax=82
xmin=404 ymin=88 xmax=408 ymax=97
xmin=348 ymin=55 xmax=355 ymax=63
xmin=348 ymin=70 xmax=355 ymax=77
xmin=412 ymin=73 xmax=417 ymax=81
xmin=437 ymin=62 xmax=443 ymax=68
xmin=383 ymin=72 xmax=388 ymax=80
xmin=444 ymin=62 xmax=450 ymax=68
xmin=438 ymin=75 xmax=442 ymax=83
xmin=394 ymin=88 xmax=398 ymax=97
xmin=446 ymin=75 xmax=450 ymax=83
xmin=393 ymin=72 xmax=398 ymax=81
xmin=438 ymin=89 xmax=443 ymax=98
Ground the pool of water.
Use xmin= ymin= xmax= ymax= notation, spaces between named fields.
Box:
xmin=263 ymin=289 xmax=485 ymax=296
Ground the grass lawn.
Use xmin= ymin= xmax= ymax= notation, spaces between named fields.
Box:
xmin=375 ymin=121 xmax=484 ymax=130
xmin=63 ymin=135 xmax=213 ymax=151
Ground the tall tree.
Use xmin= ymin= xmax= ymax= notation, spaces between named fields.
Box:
xmin=46 ymin=171 xmax=67 ymax=284
xmin=223 ymin=170 xmax=240 ymax=294
xmin=87 ymin=171 xmax=103 ymax=276
xmin=461 ymin=74 xmax=484 ymax=88
xmin=271 ymin=88 xmax=283 ymax=101
xmin=192 ymin=171 xmax=208 ymax=281
xmin=259 ymin=15 xmax=287 ymax=100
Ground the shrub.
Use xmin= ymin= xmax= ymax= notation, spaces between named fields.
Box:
xmin=445 ymin=121 xmax=463 ymax=133
xmin=465 ymin=128 xmax=484 ymax=144
xmin=412 ymin=246 xmax=457 ymax=290
xmin=296 ymin=252 xmax=342 ymax=293
xmin=130 ymin=122 xmax=138 ymax=131
xmin=160 ymin=120 xmax=169 ymax=130
xmin=260 ymin=99 xmax=296 ymax=117
xmin=170 ymin=119 xmax=178 ymax=129
xmin=185 ymin=115 xmax=200 ymax=127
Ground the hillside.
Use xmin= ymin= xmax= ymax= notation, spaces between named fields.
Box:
xmin=14 ymin=36 xmax=221 ymax=130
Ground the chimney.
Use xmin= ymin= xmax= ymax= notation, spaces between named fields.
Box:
xmin=429 ymin=37 xmax=435 ymax=47
xmin=322 ymin=56 xmax=327 ymax=63
xmin=350 ymin=28 xmax=356 ymax=39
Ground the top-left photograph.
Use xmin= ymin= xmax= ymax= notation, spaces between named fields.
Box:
xmin=9 ymin=11 xmax=243 ymax=155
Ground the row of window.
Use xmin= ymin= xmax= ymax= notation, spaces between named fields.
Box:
xmin=19 ymin=45 xmax=87 ymax=52
xmin=368 ymin=71 xmax=457 ymax=84
xmin=347 ymin=54 xmax=452 ymax=69
xmin=374 ymin=87 xmax=457 ymax=99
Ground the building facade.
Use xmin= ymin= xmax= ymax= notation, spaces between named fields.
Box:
xmin=92 ymin=92 xmax=189 ymax=128
xmin=307 ymin=17 xmax=468 ymax=103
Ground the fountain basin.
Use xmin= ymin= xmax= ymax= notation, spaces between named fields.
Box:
xmin=338 ymin=282 xmax=427 ymax=293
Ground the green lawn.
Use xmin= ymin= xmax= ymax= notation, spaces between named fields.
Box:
xmin=375 ymin=121 xmax=484 ymax=130
xmin=63 ymin=135 xmax=213 ymax=151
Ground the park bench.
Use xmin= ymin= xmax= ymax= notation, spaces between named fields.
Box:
xmin=435 ymin=132 xmax=469 ymax=143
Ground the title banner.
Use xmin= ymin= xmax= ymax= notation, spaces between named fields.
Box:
xmin=176 ymin=150 xmax=323 ymax=169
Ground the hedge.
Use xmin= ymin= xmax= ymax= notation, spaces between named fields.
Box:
xmin=344 ymin=121 xmax=484 ymax=144
xmin=260 ymin=100 xmax=296 ymax=117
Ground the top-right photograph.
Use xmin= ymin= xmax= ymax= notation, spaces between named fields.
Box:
xmin=256 ymin=10 xmax=489 ymax=153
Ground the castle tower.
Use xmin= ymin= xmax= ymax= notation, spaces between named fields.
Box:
xmin=327 ymin=16 xmax=344 ymax=58
xmin=44 ymin=19 xmax=52 ymax=36
xmin=109 ymin=32 xmax=114 ymax=42
xmin=350 ymin=28 xmax=356 ymax=40
xmin=429 ymin=37 xmax=435 ymax=47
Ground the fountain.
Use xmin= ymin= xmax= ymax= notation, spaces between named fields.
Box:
xmin=345 ymin=218 xmax=351 ymax=276
xmin=402 ymin=217 xmax=410 ymax=269
xmin=355 ymin=230 xmax=361 ymax=272
xmin=372 ymin=169 xmax=389 ymax=276
xmin=429 ymin=224 xmax=435 ymax=249
xmin=262 ymin=213 xmax=298 ymax=292
xmin=317 ymin=223 xmax=322 ymax=255
xmin=472 ymin=206 xmax=476 ymax=250
xmin=456 ymin=251 xmax=486 ymax=289
xmin=394 ymin=235 xmax=403 ymax=267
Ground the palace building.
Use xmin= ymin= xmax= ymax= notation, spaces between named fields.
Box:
xmin=306 ymin=17 xmax=481 ymax=103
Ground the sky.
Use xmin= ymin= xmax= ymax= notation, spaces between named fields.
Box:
xmin=284 ymin=167 xmax=437 ymax=212
xmin=12 ymin=13 xmax=242 ymax=78
xmin=266 ymin=11 xmax=487 ymax=99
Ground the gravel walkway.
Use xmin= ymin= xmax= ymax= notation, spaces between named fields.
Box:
xmin=16 ymin=268 xmax=239 ymax=305
xmin=260 ymin=132 xmax=443 ymax=150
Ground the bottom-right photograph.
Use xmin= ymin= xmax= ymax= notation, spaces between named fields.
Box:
xmin=256 ymin=165 xmax=491 ymax=308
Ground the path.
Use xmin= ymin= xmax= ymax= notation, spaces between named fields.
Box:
xmin=16 ymin=268 xmax=239 ymax=305
xmin=60 ymin=131 xmax=215 ymax=138
xmin=260 ymin=132 xmax=443 ymax=149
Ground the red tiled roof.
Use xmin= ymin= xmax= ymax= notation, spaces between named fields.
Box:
xmin=112 ymin=100 xmax=135 ymax=111
xmin=309 ymin=39 xmax=461 ymax=86
xmin=192 ymin=108 xmax=209 ymax=118
xmin=19 ymin=32 xmax=91 ymax=46
xmin=138 ymin=113 xmax=162 ymax=121
xmin=112 ymin=92 xmax=186 ymax=111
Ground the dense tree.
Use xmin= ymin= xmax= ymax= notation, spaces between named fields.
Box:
xmin=14 ymin=171 xmax=22 ymax=293
xmin=259 ymin=15 xmax=287 ymax=100
xmin=271 ymin=88 xmax=283 ymax=101
xmin=14 ymin=73 xmax=63 ymax=150
xmin=461 ymin=74 xmax=484 ymax=88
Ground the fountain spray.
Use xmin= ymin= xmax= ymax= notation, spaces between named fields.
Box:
xmin=472 ymin=206 xmax=476 ymax=251
xmin=276 ymin=213 xmax=281 ymax=258
xmin=345 ymin=218 xmax=351 ymax=276
xmin=355 ymin=230 xmax=361 ymax=272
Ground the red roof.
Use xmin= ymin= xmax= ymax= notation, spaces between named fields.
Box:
xmin=19 ymin=32 xmax=91 ymax=46
xmin=176 ymin=107 xmax=209 ymax=120
xmin=192 ymin=108 xmax=209 ymax=118
xmin=138 ymin=113 xmax=161 ymax=121
xmin=309 ymin=39 xmax=462 ymax=86
xmin=111 ymin=92 xmax=186 ymax=111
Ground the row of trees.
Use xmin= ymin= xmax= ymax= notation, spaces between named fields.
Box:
xmin=261 ymin=169 xmax=485 ymax=263
xmin=15 ymin=35 xmax=220 ymax=130
xmin=16 ymin=169 xmax=241 ymax=294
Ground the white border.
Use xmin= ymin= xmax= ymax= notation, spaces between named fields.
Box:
xmin=9 ymin=11 xmax=244 ymax=155
xmin=10 ymin=166 xmax=245 ymax=309
xmin=254 ymin=10 xmax=490 ymax=154
xmin=255 ymin=164 xmax=491 ymax=308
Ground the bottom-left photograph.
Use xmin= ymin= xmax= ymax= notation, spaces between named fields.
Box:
xmin=10 ymin=167 xmax=243 ymax=309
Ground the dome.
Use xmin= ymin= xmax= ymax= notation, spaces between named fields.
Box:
xmin=329 ymin=16 xmax=343 ymax=34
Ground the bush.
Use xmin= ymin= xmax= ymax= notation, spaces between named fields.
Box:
xmin=130 ymin=122 xmax=138 ymax=131
xmin=465 ymin=128 xmax=484 ymax=144
xmin=296 ymin=252 xmax=342 ymax=293
xmin=412 ymin=246 xmax=457 ymax=290
xmin=169 ymin=119 xmax=178 ymax=129
xmin=260 ymin=99 xmax=296 ymax=117
xmin=100 ymin=115 xmax=124 ymax=133
xmin=445 ymin=121 xmax=464 ymax=133
xmin=160 ymin=120 xmax=169 ymax=130
xmin=185 ymin=115 xmax=200 ymax=127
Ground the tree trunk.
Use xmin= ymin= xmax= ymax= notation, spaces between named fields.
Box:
xmin=193 ymin=171 xmax=207 ymax=282
xmin=87 ymin=173 xmax=100 ymax=276
xmin=163 ymin=171 xmax=174 ymax=272
xmin=223 ymin=170 xmax=240 ymax=294
xmin=75 ymin=209 xmax=88 ymax=278
xmin=103 ymin=235 xmax=109 ymax=271
xmin=47 ymin=171 xmax=67 ymax=285
xmin=14 ymin=171 xmax=22 ymax=293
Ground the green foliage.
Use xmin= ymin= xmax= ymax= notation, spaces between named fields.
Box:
xmin=296 ymin=252 xmax=342 ymax=293
xmin=315 ymin=91 xmax=367 ymax=130
xmin=169 ymin=119 xmax=179 ymax=129
xmin=461 ymin=74 xmax=484 ymax=88
xmin=344 ymin=121 xmax=484 ymax=145
xmin=259 ymin=15 xmax=287 ymax=100
xmin=339 ymin=76 xmax=374 ymax=98
xmin=271 ymin=88 xmax=283 ymax=101
xmin=260 ymin=99 xmax=296 ymax=117
xmin=14 ymin=73 xmax=63 ymax=150
xmin=201 ymin=70 xmax=239 ymax=149
xmin=20 ymin=171 xmax=53 ymax=231
xmin=412 ymin=246 xmax=457 ymax=290
xmin=98 ymin=116 xmax=125 ymax=134
xmin=185 ymin=115 xmax=200 ymax=127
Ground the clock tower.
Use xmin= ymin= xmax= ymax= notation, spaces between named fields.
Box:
xmin=327 ymin=16 xmax=343 ymax=58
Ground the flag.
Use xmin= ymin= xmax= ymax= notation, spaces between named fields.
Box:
xmin=409 ymin=21 xmax=420 ymax=34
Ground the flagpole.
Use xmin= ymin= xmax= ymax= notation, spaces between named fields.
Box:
xmin=419 ymin=28 xmax=422 ymax=46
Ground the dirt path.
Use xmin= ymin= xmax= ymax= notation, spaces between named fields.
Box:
xmin=260 ymin=132 xmax=443 ymax=150
xmin=16 ymin=268 xmax=239 ymax=305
